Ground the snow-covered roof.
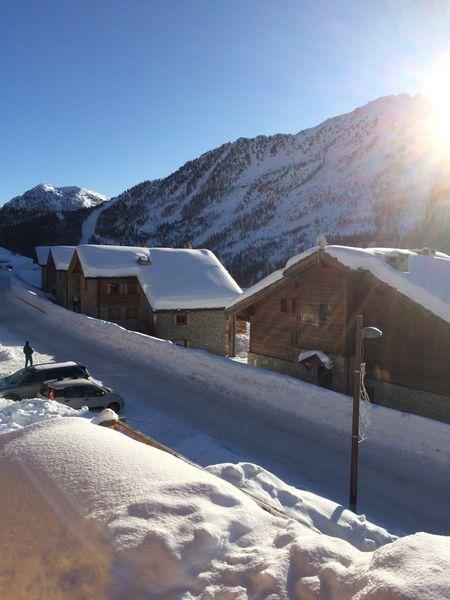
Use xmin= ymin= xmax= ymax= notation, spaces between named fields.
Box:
xmin=49 ymin=246 xmax=75 ymax=270
xmin=228 ymin=245 xmax=450 ymax=324
xmin=74 ymin=245 xmax=242 ymax=310
xmin=35 ymin=245 xmax=51 ymax=266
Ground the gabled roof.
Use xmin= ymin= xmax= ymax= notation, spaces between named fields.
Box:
xmin=227 ymin=245 xmax=450 ymax=324
xmin=35 ymin=246 xmax=51 ymax=266
xmin=48 ymin=246 xmax=75 ymax=271
xmin=73 ymin=245 xmax=242 ymax=310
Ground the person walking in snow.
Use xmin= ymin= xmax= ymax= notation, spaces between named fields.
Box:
xmin=23 ymin=341 xmax=34 ymax=367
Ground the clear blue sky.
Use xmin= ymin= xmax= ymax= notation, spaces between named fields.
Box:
xmin=1 ymin=0 xmax=449 ymax=203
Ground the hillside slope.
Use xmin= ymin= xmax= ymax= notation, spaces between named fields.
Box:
xmin=94 ymin=94 xmax=450 ymax=285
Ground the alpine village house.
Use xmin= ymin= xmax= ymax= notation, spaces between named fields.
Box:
xmin=226 ymin=245 xmax=450 ymax=423
xmin=36 ymin=244 xmax=242 ymax=356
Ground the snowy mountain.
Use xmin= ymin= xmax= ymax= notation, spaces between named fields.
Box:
xmin=0 ymin=184 xmax=109 ymax=257
xmin=5 ymin=183 xmax=109 ymax=211
xmin=92 ymin=94 xmax=450 ymax=285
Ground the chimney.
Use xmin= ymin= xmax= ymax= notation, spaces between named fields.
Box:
xmin=137 ymin=254 xmax=151 ymax=265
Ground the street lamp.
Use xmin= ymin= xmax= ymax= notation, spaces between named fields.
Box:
xmin=349 ymin=315 xmax=382 ymax=513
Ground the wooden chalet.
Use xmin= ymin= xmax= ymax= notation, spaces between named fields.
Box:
xmin=66 ymin=245 xmax=242 ymax=355
xmin=226 ymin=246 xmax=450 ymax=423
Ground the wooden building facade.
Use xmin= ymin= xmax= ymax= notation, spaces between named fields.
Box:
xmin=227 ymin=249 xmax=450 ymax=423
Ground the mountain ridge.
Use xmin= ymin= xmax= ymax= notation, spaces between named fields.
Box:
xmin=2 ymin=93 xmax=449 ymax=285
xmin=92 ymin=93 xmax=450 ymax=284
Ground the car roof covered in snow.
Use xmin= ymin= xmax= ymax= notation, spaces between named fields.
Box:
xmin=74 ymin=245 xmax=242 ymax=310
xmin=35 ymin=246 xmax=51 ymax=266
xmin=32 ymin=361 xmax=85 ymax=371
xmin=45 ymin=378 xmax=97 ymax=388
xmin=49 ymin=246 xmax=75 ymax=271
xmin=227 ymin=245 xmax=450 ymax=324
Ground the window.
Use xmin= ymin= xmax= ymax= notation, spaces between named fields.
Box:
xmin=126 ymin=307 xmax=138 ymax=318
xmin=85 ymin=386 xmax=104 ymax=397
xmin=175 ymin=313 xmax=188 ymax=325
xmin=319 ymin=303 xmax=333 ymax=322
xmin=108 ymin=283 xmax=120 ymax=294
xmin=63 ymin=387 xmax=80 ymax=398
xmin=280 ymin=299 xmax=288 ymax=313
xmin=291 ymin=298 xmax=297 ymax=314
xmin=108 ymin=307 xmax=121 ymax=321
xmin=127 ymin=282 xmax=137 ymax=294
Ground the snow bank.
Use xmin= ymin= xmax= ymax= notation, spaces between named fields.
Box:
xmin=10 ymin=276 xmax=450 ymax=473
xmin=208 ymin=462 xmax=396 ymax=551
xmin=0 ymin=397 xmax=88 ymax=434
xmin=0 ymin=343 xmax=13 ymax=361
xmin=0 ymin=416 xmax=449 ymax=599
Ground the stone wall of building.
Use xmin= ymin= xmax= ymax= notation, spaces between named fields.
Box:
xmin=366 ymin=378 xmax=450 ymax=424
xmin=153 ymin=310 xmax=229 ymax=355
xmin=248 ymin=350 xmax=350 ymax=393
xmin=248 ymin=350 xmax=450 ymax=422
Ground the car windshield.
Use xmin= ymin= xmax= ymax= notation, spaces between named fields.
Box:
xmin=5 ymin=368 xmax=32 ymax=384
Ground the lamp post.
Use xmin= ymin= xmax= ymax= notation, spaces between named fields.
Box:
xmin=349 ymin=315 xmax=382 ymax=513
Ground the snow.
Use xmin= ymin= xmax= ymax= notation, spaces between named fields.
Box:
xmin=207 ymin=462 xmax=396 ymax=551
xmin=1 ymin=254 xmax=450 ymax=545
xmin=49 ymin=245 xmax=75 ymax=270
xmin=35 ymin=245 xmax=51 ymax=266
xmin=0 ymin=397 xmax=88 ymax=434
xmin=298 ymin=350 xmax=334 ymax=369
xmin=325 ymin=245 xmax=450 ymax=324
xmin=228 ymin=244 xmax=450 ymax=324
xmin=0 ymin=412 xmax=449 ymax=598
xmin=91 ymin=407 xmax=119 ymax=424
xmin=75 ymin=244 xmax=242 ymax=310
xmin=6 ymin=183 xmax=109 ymax=211
xmin=80 ymin=200 xmax=112 ymax=243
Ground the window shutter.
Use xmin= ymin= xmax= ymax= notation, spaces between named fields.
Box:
xmin=172 ymin=313 xmax=177 ymax=325
xmin=187 ymin=313 xmax=191 ymax=325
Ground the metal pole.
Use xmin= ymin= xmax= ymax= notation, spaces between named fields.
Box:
xmin=349 ymin=314 xmax=363 ymax=512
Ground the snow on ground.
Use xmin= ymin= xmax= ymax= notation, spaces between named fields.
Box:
xmin=208 ymin=462 xmax=396 ymax=552
xmin=0 ymin=397 xmax=89 ymax=434
xmin=0 ymin=246 xmax=40 ymax=287
xmin=0 ymin=253 xmax=449 ymax=542
xmin=1 ymin=411 xmax=449 ymax=598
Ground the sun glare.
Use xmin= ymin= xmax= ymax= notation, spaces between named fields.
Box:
xmin=423 ymin=63 xmax=450 ymax=146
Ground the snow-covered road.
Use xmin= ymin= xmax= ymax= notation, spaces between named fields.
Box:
xmin=0 ymin=271 xmax=449 ymax=537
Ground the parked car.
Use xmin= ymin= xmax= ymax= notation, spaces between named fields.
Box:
xmin=38 ymin=379 xmax=124 ymax=412
xmin=0 ymin=362 xmax=89 ymax=401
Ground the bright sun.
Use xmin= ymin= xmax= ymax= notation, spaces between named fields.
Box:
xmin=423 ymin=64 xmax=450 ymax=146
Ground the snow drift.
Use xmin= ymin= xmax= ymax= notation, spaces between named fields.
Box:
xmin=1 ymin=414 xmax=449 ymax=598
